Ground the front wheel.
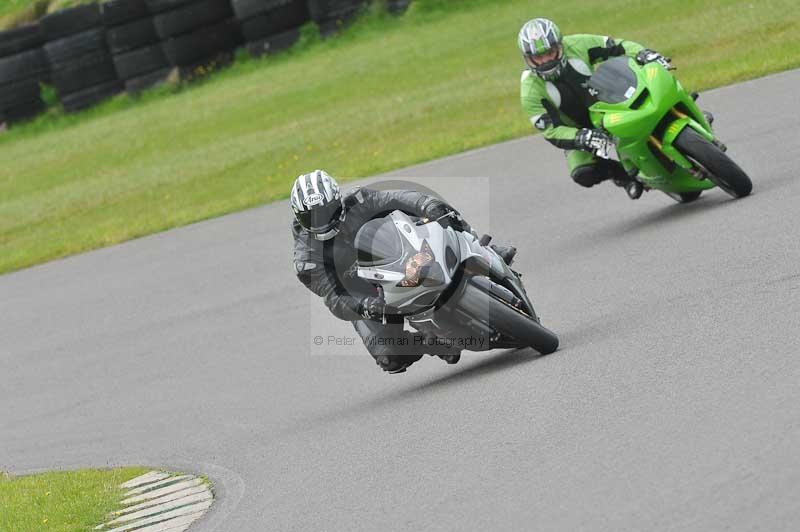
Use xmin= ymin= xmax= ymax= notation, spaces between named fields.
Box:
xmin=673 ymin=127 xmax=752 ymax=198
xmin=458 ymin=282 xmax=559 ymax=355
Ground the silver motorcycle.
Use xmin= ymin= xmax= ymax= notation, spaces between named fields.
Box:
xmin=355 ymin=210 xmax=559 ymax=355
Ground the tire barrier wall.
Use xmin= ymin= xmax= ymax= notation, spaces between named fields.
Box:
xmin=104 ymin=0 xmax=170 ymax=94
xmin=0 ymin=0 xmax=409 ymax=127
xmin=0 ymin=23 xmax=48 ymax=124
xmin=238 ymin=0 xmax=309 ymax=58
xmin=43 ymin=3 xmax=122 ymax=113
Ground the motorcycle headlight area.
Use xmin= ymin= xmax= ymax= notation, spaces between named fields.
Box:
xmin=357 ymin=241 xmax=442 ymax=288
xmin=400 ymin=244 xmax=433 ymax=287
xmin=398 ymin=240 xmax=446 ymax=288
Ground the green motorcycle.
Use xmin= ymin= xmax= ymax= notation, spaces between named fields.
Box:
xmin=586 ymin=56 xmax=752 ymax=202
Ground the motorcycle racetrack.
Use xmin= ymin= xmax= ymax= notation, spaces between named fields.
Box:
xmin=2 ymin=69 xmax=798 ymax=531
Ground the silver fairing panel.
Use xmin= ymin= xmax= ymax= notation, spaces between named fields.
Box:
xmin=356 ymin=210 xmax=507 ymax=312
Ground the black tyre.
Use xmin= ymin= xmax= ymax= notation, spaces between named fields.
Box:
xmin=1 ymin=96 xmax=45 ymax=123
xmin=145 ymin=0 xmax=197 ymax=14
xmin=0 ymin=48 xmax=49 ymax=85
xmin=673 ymin=127 xmax=752 ymax=199
xmin=239 ymin=1 xmax=310 ymax=41
xmin=385 ymin=0 xmax=410 ymax=14
xmin=107 ymin=18 xmax=159 ymax=54
xmin=40 ymin=4 xmax=102 ymax=40
xmin=0 ymin=78 xmax=41 ymax=109
xmin=307 ymin=0 xmax=366 ymax=22
xmin=318 ymin=12 xmax=360 ymax=37
xmin=44 ymin=29 xmax=107 ymax=65
xmin=0 ymin=23 xmax=43 ymax=58
xmin=162 ymin=19 xmax=239 ymax=66
xmin=101 ymin=0 xmax=150 ymax=26
xmin=51 ymin=51 xmax=117 ymax=94
xmin=124 ymin=66 xmax=173 ymax=93
xmin=459 ymin=281 xmax=559 ymax=355
xmin=232 ymin=0 xmax=304 ymax=20
xmin=61 ymin=79 xmax=123 ymax=112
xmin=153 ymin=0 xmax=233 ymax=39
xmin=663 ymin=190 xmax=702 ymax=204
xmin=113 ymin=44 xmax=168 ymax=80
xmin=246 ymin=28 xmax=300 ymax=57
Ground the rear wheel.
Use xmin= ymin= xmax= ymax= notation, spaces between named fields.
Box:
xmin=673 ymin=127 xmax=752 ymax=198
xmin=459 ymin=282 xmax=559 ymax=355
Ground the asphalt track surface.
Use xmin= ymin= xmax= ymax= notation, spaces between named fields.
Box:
xmin=2 ymin=69 xmax=799 ymax=532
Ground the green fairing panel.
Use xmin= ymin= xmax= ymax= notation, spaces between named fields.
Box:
xmin=587 ymin=58 xmax=716 ymax=193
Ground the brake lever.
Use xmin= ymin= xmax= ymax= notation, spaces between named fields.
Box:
xmin=415 ymin=211 xmax=456 ymax=226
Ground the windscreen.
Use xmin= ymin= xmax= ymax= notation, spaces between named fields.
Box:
xmin=587 ymin=56 xmax=639 ymax=104
xmin=355 ymin=217 xmax=405 ymax=269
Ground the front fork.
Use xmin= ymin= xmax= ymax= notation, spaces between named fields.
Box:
xmin=656 ymin=96 xmax=718 ymax=170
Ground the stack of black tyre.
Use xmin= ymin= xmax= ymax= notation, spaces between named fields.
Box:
xmin=235 ymin=0 xmax=310 ymax=58
xmin=0 ymin=23 xmax=49 ymax=125
xmin=307 ymin=0 xmax=367 ymax=37
xmin=42 ymin=3 xmax=122 ymax=113
xmin=103 ymin=0 xmax=171 ymax=94
xmin=147 ymin=0 xmax=241 ymax=74
xmin=385 ymin=0 xmax=410 ymax=14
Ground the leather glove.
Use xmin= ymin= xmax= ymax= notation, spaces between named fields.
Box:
xmin=635 ymin=49 xmax=671 ymax=69
xmin=423 ymin=199 xmax=468 ymax=230
xmin=360 ymin=296 xmax=386 ymax=322
xmin=575 ymin=128 xmax=613 ymax=153
xmin=422 ymin=199 xmax=452 ymax=221
xmin=448 ymin=214 xmax=469 ymax=233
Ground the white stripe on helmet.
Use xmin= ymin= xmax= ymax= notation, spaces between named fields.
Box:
xmin=311 ymin=170 xmax=321 ymax=196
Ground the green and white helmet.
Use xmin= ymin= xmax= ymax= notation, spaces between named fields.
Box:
xmin=518 ymin=18 xmax=566 ymax=81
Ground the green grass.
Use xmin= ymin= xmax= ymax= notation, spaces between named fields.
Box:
xmin=0 ymin=467 xmax=149 ymax=532
xmin=0 ymin=0 xmax=95 ymax=29
xmin=1 ymin=0 xmax=799 ymax=274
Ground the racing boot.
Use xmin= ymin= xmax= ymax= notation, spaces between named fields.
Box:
xmin=625 ymin=181 xmax=644 ymax=200
xmin=425 ymin=341 xmax=462 ymax=365
xmin=374 ymin=354 xmax=422 ymax=374
xmin=438 ymin=353 xmax=461 ymax=365
xmin=490 ymin=244 xmax=517 ymax=266
xmin=437 ymin=351 xmax=461 ymax=365
xmin=609 ymin=162 xmax=643 ymax=200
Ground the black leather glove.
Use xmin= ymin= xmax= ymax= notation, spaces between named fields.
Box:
xmin=422 ymin=198 xmax=471 ymax=232
xmin=448 ymin=214 xmax=469 ymax=233
xmin=635 ymin=49 xmax=671 ymax=69
xmin=422 ymin=199 xmax=452 ymax=221
xmin=575 ymin=128 xmax=613 ymax=153
xmin=359 ymin=296 xmax=386 ymax=322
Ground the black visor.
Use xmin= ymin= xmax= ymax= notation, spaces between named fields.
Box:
xmin=296 ymin=200 xmax=343 ymax=234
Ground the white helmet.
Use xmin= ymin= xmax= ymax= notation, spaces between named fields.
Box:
xmin=290 ymin=170 xmax=345 ymax=241
xmin=518 ymin=18 xmax=566 ymax=81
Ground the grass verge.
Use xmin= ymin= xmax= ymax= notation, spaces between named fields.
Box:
xmin=0 ymin=467 xmax=149 ymax=532
xmin=1 ymin=0 xmax=799 ymax=274
xmin=0 ymin=1 xmax=95 ymax=30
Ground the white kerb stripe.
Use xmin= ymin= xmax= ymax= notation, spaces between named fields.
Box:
xmin=124 ymin=475 xmax=193 ymax=497
xmin=119 ymin=472 xmax=170 ymax=490
xmin=114 ymin=484 xmax=210 ymax=517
